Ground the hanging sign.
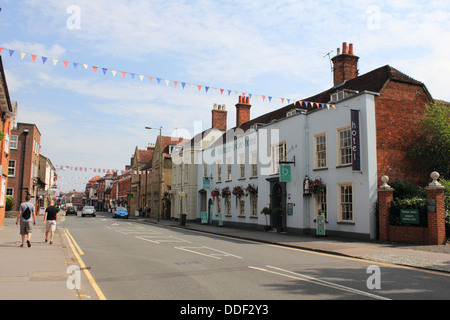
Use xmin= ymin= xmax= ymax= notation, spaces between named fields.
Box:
xmin=280 ymin=165 xmax=292 ymax=182
xmin=351 ymin=109 xmax=361 ymax=172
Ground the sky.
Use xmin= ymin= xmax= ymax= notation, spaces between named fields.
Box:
xmin=0 ymin=0 xmax=449 ymax=192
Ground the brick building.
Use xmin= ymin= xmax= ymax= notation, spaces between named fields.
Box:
xmin=0 ymin=56 xmax=16 ymax=226
xmin=8 ymin=123 xmax=41 ymax=211
xmin=306 ymin=42 xmax=434 ymax=186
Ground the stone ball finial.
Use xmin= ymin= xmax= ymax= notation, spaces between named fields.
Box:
xmin=380 ymin=175 xmax=392 ymax=190
xmin=428 ymin=171 xmax=444 ymax=188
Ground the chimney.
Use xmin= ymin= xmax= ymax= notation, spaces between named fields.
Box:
xmin=235 ymin=96 xmax=251 ymax=128
xmin=211 ymin=103 xmax=227 ymax=131
xmin=331 ymin=42 xmax=359 ymax=86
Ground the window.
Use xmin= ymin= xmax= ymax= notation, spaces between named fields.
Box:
xmin=8 ymin=160 xmax=16 ymax=177
xmin=271 ymin=142 xmax=286 ymax=174
xmin=226 ymin=157 xmax=232 ymax=181
xmin=250 ymin=151 xmax=258 ymax=178
xmin=338 ymin=183 xmax=353 ymax=222
xmin=314 ymin=133 xmax=327 ymax=169
xmin=10 ymin=135 xmax=18 ymax=149
xmin=238 ymin=154 xmax=245 ymax=179
xmin=0 ymin=177 xmax=5 ymax=207
xmin=216 ymin=162 xmax=222 ymax=183
xmin=6 ymin=188 xmax=14 ymax=197
xmin=224 ymin=196 xmax=231 ymax=216
xmin=203 ymin=163 xmax=208 ymax=178
xmin=215 ymin=196 xmax=221 ymax=216
xmin=337 ymin=127 xmax=352 ymax=166
xmin=237 ymin=196 xmax=245 ymax=217
xmin=315 ymin=186 xmax=327 ymax=220
xmin=250 ymin=194 xmax=258 ymax=217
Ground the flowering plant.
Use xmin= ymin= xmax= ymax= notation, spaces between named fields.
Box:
xmin=221 ymin=186 xmax=231 ymax=197
xmin=309 ymin=178 xmax=325 ymax=194
xmin=232 ymin=185 xmax=245 ymax=197
xmin=245 ymin=184 xmax=258 ymax=196
xmin=211 ymin=188 xmax=220 ymax=197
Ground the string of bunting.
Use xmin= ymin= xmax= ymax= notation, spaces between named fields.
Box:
xmin=55 ymin=165 xmax=156 ymax=176
xmin=0 ymin=47 xmax=336 ymax=110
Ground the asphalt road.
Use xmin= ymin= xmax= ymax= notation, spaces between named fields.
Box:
xmin=61 ymin=212 xmax=450 ymax=301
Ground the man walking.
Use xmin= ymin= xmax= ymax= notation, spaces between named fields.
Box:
xmin=43 ymin=200 xmax=59 ymax=244
xmin=16 ymin=194 xmax=36 ymax=247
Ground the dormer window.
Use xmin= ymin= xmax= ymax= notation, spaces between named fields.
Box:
xmin=330 ymin=89 xmax=359 ymax=103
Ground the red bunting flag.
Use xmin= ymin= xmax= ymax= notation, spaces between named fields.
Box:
xmin=92 ymin=66 xmax=98 ymax=73
xmin=30 ymin=54 xmax=37 ymax=62
xmin=63 ymin=61 xmax=69 ymax=68
xmin=121 ymin=71 xmax=126 ymax=78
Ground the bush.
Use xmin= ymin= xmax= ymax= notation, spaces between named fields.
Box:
xmin=6 ymin=196 xmax=14 ymax=211
xmin=389 ymin=179 xmax=426 ymax=199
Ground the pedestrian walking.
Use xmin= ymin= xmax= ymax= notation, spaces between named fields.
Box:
xmin=43 ymin=200 xmax=59 ymax=244
xmin=16 ymin=194 xmax=36 ymax=247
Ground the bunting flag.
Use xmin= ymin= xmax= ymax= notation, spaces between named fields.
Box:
xmin=55 ymin=164 xmax=158 ymax=176
xmin=0 ymin=46 xmax=337 ymax=110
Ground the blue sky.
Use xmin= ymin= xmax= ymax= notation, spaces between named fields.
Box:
xmin=1 ymin=0 xmax=449 ymax=192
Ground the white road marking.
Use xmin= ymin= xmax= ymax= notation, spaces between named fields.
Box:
xmin=248 ymin=265 xmax=391 ymax=300
xmin=175 ymin=246 xmax=243 ymax=260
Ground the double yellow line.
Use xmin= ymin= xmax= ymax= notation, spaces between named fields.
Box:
xmin=64 ymin=228 xmax=106 ymax=300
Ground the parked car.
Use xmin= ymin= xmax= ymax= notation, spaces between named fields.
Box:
xmin=66 ymin=206 xmax=77 ymax=215
xmin=81 ymin=206 xmax=96 ymax=217
xmin=112 ymin=206 xmax=129 ymax=219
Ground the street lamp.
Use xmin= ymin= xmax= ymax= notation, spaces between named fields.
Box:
xmin=145 ymin=126 xmax=162 ymax=222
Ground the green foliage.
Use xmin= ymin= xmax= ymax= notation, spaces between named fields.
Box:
xmin=6 ymin=196 xmax=14 ymax=211
xmin=409 ymin=101 xmax=450 ymax=179
xmin=389 ymin=179 xmax=426 ymax=199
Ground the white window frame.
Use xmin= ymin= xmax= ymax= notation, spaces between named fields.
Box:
xmin=270 ymin=141 xmax=286 ymax=175
xmin=8 ymin=160 xmax=16 ymax=177
xmin=337 ymin=127 xmax=352 ymax=166
xmin=10 ymin=135 xmax=18 ymax=150
xmin=238 ymin=154 xmax=245 ymax=179
xmin=337 ymin=183 xmax=354 ymax=223
xmin=216 ymin=161 xmax=222 ymax=183
xmin=226 ymin=157 xmax=232 ymax=181
xmin=314 ymin=185 xmax=327 ymax=220
xmin=250 ymin=194 xmax=258 ymax=217
xmin=237 ymin=196 xmax=245 ymax=217
xmin=250 ymin=151 xmax=258 ymax=178
xmin=314 ymin=133 xmax=327 ymax=169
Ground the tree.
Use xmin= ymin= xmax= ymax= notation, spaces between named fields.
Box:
xmin=409 ymin=101 xmax=450 ymax=179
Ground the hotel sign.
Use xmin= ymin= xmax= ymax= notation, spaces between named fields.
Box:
xmin=351 ymin=110 xmax=361 ymax=172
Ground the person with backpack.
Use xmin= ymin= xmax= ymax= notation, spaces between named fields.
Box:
xmin=16 ymin=194 xmax=36 ymax=247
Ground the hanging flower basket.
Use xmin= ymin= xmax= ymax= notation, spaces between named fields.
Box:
xmin=211 ymin=188 xmax=220 ymax=198
xmin=232 ymin=185 xmax=245 ymax=197
xmin=221 ymin=187 xmax=231 ymax=197
xmin=310 ymin=178 xmax=325 ymax=195
xmin=245 ymin=184 xmax=258 ymax=196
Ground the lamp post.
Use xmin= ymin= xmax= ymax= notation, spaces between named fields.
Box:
xmin=145 ymin=126 xmax=162 ymax=222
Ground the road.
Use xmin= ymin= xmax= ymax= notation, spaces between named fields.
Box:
xmin=61 ymin=212 xmax=450 ymax=302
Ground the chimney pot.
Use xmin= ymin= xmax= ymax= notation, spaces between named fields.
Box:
xmin=342 ymin=42 xmax=348 ymax=54
xmin=349 ymin=43 xmax=354 ymax=55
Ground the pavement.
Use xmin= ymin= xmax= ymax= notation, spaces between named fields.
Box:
xmin=1 ymin=213 xmax=450 ymax=300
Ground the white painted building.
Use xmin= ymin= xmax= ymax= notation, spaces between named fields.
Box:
xmin=198 ymin=91 xmax=379 ymax=240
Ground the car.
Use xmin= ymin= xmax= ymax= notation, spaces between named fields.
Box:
xmin=66 ymin=206 xmax=77 ymax=215
xmin=112 ymin=206 xmax=129 ymax=219
xmin=81 ymin=206 xmax=96 ymax=217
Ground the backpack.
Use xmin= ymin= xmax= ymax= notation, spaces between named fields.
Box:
xmin=22 ymin=206 xmax=31 ymax=220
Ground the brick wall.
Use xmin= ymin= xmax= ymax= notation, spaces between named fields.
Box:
xmin=378 ymin=176 xmax=446 ymax=245
xmin=375 ymin=81 xmax=432 ymax=186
